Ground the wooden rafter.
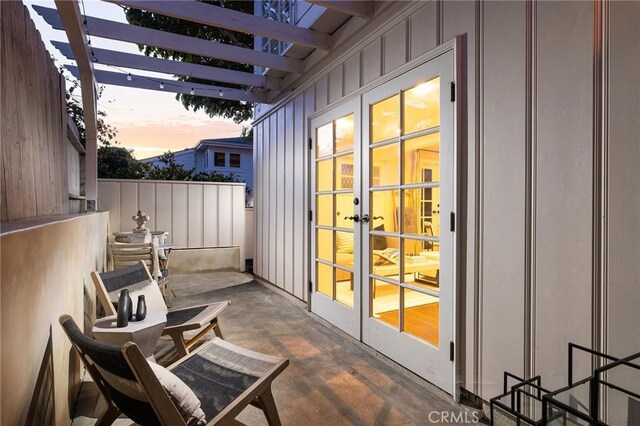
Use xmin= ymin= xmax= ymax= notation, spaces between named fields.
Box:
xmin=52 ymin=41 xmax=283 ymax=91
xmin=106 ymin=0 xmax=333 ymax=50
xmin=65 ymin=66 xmax=267 ymax=103
xmin=306 ymin=0 xmax=373 ymax=19
xmin=53 ymin=0 xmax=99 ymax=203
xmin=33 ymin=5 xmax=302 ymax=73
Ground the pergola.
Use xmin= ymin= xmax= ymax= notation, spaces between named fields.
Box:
xmin=34 ymin=0 xmax=373 ymax=205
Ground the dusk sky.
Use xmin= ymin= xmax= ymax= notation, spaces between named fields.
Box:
xmin=25 ymin=0 xmax=248 ymax=159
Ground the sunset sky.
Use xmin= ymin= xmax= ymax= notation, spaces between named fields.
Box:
xmin=25 ymin=0 xmax=248 ymax=159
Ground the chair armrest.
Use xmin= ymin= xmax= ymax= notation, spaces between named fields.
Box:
xmin=164 ymin=301 xmax=231 ymax=333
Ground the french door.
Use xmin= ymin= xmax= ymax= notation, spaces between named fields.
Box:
xmin=310 ymin=99 xmax=362 ymax=338
xmin=361 ymin=54 xmax=455 ymax=391
xmin=311 ymin=51 xmax=456 ymax=392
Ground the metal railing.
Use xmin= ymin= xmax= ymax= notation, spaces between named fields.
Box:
xmin=490 ymin=343 xmax=640 ymax=425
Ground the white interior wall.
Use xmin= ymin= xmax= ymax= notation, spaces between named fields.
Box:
xmin=252 ymin=0 xmax=640 ymax=402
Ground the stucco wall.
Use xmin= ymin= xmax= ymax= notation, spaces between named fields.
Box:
xmin=1 ymin=212 xmax=108 ymax=425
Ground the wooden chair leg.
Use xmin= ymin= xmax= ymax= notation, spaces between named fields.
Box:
xmin=96 ymin=402 xmax=120 ymax=426
xmin=168 ymin=332 xmax=189 ymax=358
xmin=213 ymin=319 xmax=224 ymax=339
xmin=256 ymin=387 xmax=281 ymax=426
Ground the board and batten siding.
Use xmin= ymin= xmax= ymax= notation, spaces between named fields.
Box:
xmin=98 ymin=179 xmax=247 ymax=268
xmin=252 ymin=0 xmax=640 ymax=402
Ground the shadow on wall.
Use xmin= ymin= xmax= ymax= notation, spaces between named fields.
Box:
xmin=25 ymin=328 xmax=56 ymax=425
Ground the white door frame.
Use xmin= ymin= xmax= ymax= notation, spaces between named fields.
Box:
xmin=360 ymin=51 xmax=456 ymax=393
xmin=309 ymin=97 xmax=362 ymax=339
xmin=306 ymin=38 xmax=463 ymax=399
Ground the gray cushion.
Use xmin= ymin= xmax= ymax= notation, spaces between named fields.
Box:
xmin=148 ymin=362 xmax=206 ymax=425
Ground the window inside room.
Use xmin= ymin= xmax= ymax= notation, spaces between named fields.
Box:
xmin=230 ymin=153 xmax=241 ymax=168
xmin=214 ymin=152 xmax=226 ymax=167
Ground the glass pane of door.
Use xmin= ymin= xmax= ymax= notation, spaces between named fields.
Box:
xmin=367 ymin=76 xmax=442 ymax=347
xmin=361 ymin=52 xmax=455 ymax=392
xmin=314 ymin=113 xmax=356 ymax=309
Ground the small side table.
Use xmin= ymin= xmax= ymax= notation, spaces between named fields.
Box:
xmin=93 ymin=311 xmax=167 ymax=360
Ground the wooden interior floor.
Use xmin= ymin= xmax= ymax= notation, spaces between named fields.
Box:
xmin=335 ymin=282 xmax=440 ymax=346
xmin=378 ymin=303 xmax=440 ymax=347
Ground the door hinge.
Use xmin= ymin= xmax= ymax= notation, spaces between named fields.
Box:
xmin=450 ymin=341 xmax=455 ymax=361
xmin=309 ymin=137 xmax=313 ymax=150
xmin=450 ymin=82 xmax=456 ymax=102
xmin=309 ymin=210 xmax=313 ymax=222
xmin=308 ymin=280 xmax=313 ymax=292
xmin=450 ymin=212 xmax=455 ymax=232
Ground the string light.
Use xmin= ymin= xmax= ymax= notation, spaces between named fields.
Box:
xmin=78 ymin=0 xmax=237 ymax=101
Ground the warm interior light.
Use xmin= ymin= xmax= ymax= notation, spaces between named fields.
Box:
xmin=410 ymin=80 xmax=435 ymax=96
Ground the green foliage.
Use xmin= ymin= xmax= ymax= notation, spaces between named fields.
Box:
xmin=146 ymin=152 xmax=194 ymax=181
xmin=66 ymin=80 xmax=118 ymax=146
xmin=124 ymin=1 xmax=255 ymax=123
xmin=98 ymin=146 xmax=150 ymax=179
xmin=145 ymin=152 xmax=241 ymax=185
xmin=192 ymin=170 xmax=240 ymax=183
xmin=240 ymin=126 xmax=253 ymax=141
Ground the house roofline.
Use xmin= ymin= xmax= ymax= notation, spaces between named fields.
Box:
xmin=194 ymin=139 xmax=252 ymax=151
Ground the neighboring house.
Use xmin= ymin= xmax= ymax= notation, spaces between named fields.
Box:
xmin=141 ymin=137 xmax=253 ymax=202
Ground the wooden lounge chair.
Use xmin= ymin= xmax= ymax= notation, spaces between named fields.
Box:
xmin=108 ymin=240 xmax=172 ymax=297
xmin=59 ymin=315 xmax=289 ymax=426
xmin=91 ymin=262 xmax=230 ymax=358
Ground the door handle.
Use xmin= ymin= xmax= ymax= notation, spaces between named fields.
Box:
xmin=345 ymin=214 xmax=360 ymax=223
xmin=360 ymin=214 xmax=370 ymax=224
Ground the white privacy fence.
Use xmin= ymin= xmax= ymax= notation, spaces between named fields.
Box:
xmin=98 ymin=179 xmax=250 ymax=263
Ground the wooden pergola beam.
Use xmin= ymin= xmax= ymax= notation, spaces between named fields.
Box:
xmin=53 ymin=0 xmax=99 ymax=207
xmin=52 ymin=41 xmax=283 ymax=91
xmin=33 ymin=5 xmax=302 ymax=73
xmin=65 ymin=66 xmax=267 ymax=103
xmin=107 ymin=0 xmax=332 ymax=50
xmin=306 ymin=0 xmax=373 ymax=19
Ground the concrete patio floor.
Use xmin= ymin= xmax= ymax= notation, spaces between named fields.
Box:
xmin=72 ymin=272 xmax=485 ymax=425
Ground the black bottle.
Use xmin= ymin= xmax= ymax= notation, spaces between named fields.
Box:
xmin=117 ymin=289 xmax=131 ymax=327
xmin=136 ymin=295 xmax=147 ymax=321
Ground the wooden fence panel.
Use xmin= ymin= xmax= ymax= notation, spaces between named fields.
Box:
xmin=1 ymin=2 xmax=70 ymax=221
xmin=98 ymin=180 xmax=247 ymax=261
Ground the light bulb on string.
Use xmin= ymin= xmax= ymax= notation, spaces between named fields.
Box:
xmin=219 ymin=89 xmax=223 ymax=97
xmin=159 ymin=82 xmax=164 ymax=89
xmin=190 ymin=88 xmax=195 ymax=95
xmin=127 ymin=73 xmax=132 ymax=81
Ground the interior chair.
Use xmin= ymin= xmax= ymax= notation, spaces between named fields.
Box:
xmin=108 ymin=239 xmax=173 ymax=298
xmin=59 ymin=314 xmax=289 ymax=426
xmin=91 ymin=261 xmax=230 ymax=358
